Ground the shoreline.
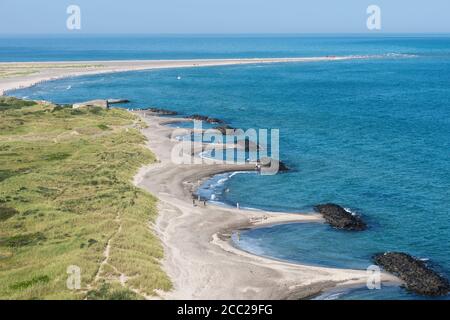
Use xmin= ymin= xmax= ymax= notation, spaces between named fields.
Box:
xmin=1 ymin=58 xmax=403 ymax=299
xmin=0 ymin=55 xmax=370 ymax=96
xmin=132 ymin=113 xmax=401 ymax=299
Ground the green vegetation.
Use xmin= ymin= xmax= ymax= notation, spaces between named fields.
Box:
xmin=0 ymin=206 xmax=19 ymax=221
xmin=0 ymin=98 xmax=36 ymax=111
xmin=9 ymin=275 xmax=50 ymax=291
xmin=86 ymin=282 xmax=142 ymax=300
xmin=0 ymin=97 xmax=171 ymax=299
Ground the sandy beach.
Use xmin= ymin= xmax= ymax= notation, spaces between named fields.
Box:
xmin=132 ymin=112 xmax=401 ymax=299
xmin=1 ymin=57 xmax=402 ymax=299
xmin=0 ymin=56 xmax=367 ymax=96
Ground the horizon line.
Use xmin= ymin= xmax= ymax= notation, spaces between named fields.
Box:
xmin=1 ymin=32 xmax=450 ymax=37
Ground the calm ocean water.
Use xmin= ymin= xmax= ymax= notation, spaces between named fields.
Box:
xmin=7 ymin=35 xmax=450 ymax=300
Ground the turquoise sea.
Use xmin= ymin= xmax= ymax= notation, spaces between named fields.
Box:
xmin=6 ymin=35 xmax=450 ymax=300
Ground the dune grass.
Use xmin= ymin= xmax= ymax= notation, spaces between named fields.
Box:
xmin=0 ymin=97 xmax=171 ymax=299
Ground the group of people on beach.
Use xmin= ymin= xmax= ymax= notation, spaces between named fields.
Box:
xmin=192 ymin=197 xmax=207 ymax=207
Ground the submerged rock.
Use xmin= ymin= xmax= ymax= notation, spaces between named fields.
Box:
xmin=185 ymin=114 xmax=224 ymax=124
xmin=373 ymin=252 xmax=450 ymax=296
xmin=145 ymin=107 xmax=178 ymax=115
xmin=313 ymin=203 xmax=367 ymax=231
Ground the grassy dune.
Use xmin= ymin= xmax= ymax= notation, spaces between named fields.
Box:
xmin=0 ymin=97 xmax=171 ymax=299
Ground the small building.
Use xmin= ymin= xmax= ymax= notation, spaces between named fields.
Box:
xmin=72 ymin=99 xmax=110 ymax=109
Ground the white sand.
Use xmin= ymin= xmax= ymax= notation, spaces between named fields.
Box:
xmin=1 ymin=57 xmax=401 ymax=299
xmin=133 ymin=113 xmax=401 ymax=299
xmin=1 ymin=56 xmax=361 ymax=96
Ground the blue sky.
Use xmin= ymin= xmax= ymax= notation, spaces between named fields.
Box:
xmin=1 ymin=0 xmax=450 ymax=34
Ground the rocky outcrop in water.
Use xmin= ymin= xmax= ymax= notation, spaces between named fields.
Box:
xmin=258 ymin=157 xmax=289 ymax=173
xmin=185 ymin=114 xmax=224 ymax=124
xmin=373 ymin=252 xmax=450 ymax=296
xmin=313 ymin=203 xmax=367 ymax=231
xmin=107 ymin=99 xmax=130 ymax=104
xmin=214 ymin=125 xmax=236 ymax=135
xmin=146 ymin=108 xmax=178 ymax=115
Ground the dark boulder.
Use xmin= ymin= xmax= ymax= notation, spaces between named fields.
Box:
xmin=313 ymin=203 xmax=367 ymax=231
xmin=206 ymin=117 xmax=223 ymax=124
xmin=278 ymin=161 xmax=289 ymax=172
xmin=214 ymin=125 xmax=236 ymax=135
xmin=243 ymin=138 xmax=260 ymax=152
xmin=373 ymin=252 xmax=450 ymax=296
xmin=146 ymin=107 xmax=178 ymax=115
xmin=185 ymin=114 xmax=224 ymax=124
xmin=107 ymin=99 xmax=130 ymax=104
xmin=258 ymin=157 xmax=289 ymax=173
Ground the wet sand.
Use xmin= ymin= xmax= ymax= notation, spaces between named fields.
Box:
xmin=133 ymin=113 xmax=401 ymax=299
xmin=0 ymin=57 xmax=402 ymax=299
xmin=0 ymin=56 xmax=356 ymax=96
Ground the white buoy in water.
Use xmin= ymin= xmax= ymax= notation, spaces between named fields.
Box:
xmin=177 ymin=76 xmax=182 ymax=80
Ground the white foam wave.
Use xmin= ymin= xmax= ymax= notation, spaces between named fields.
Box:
xmin=322 ymin=292 xmax=346 ymax=300
xmin=312 ymin=290 xmax=348 ymax=300
xmin=384 ymin=52 xmax=418 ymax=58
xmin=344 ymin=207 xmax=358 ymax=216
xmin=335 ymin=53 xmax=418 ymax=61
xmin=197 ymin=171 xmax=255 ymax=205
xmin=208 ymin=171 xmax=253 ymax=188
xmin=217 ymin=177 xmax=228 ymax=185
xmin=198 ymin=151 xmax=211 ymax=159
